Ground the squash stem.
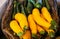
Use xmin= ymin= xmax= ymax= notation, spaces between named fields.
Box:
xmin=17 ymin=32 xmax=24 ymax=37
xmin=39 ymin=31 xmax=45 ymax=35
xmin=48 ymin=31 xmax=55 ymax=38
xmin=32 ymin=34 xmax=38 ymax=39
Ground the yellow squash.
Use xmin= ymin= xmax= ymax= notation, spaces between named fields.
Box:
xmin=37 ymin=25 xmax=45 ymax=35
xmin=41 ymin=7 xmax=52 ymax=23
xmin=10 ymin=20 xmax=23 ymax=36
xmin=15 ymin=13 xmax=28 ymax=31
xmin=20 ymin=30 xmax=31 ymax=39
xmin=28 ymin=14 xmax=37 ymax=38
xmin=32 ymin=8 xmax=51 ymax=29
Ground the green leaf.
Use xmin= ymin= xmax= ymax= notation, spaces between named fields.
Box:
xmin=50 ymin=20 xmax=57 ymax=31
xmin=45 ymin=0 xmax=50 ymax=10
xmin=27 ymin=1 xmax=33 ymax=14
xmin=12 ymin=0 xmax=17 ymax=19
xmin=21 ymin=5 xmax=26 ymax=15
xmin=28 ymin=0 xmax=35 ymax=5
xmin=14 ymin=1 xmax=16 ymax=8
xmin=42 ymin=0 xmax=46 ymax=6
xmin=35 ymin=3 xmax=42 ymax=9
xmin=51 ymin=20 xmax=56 ymax=25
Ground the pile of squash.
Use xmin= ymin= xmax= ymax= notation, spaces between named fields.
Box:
xmin=9 ymin=0 xmax=58 ymax=39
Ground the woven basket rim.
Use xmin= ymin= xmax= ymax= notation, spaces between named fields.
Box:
xmin=1 ymin=0 xmax=13 ymax=39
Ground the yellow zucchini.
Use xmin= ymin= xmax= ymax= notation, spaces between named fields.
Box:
xmin=37 ymin=25 xmax=45 ymax=35
xmin=15 ymin=13 xmax=28 ymax=31
xmin=32 ymin=8 xmax=51 ymax=29
xmin=41 ymin=7 xmax=52 ymax=23
xmin=10 ymin=20 xmax=23 ymax=36
xmin=28 ymin=14 xmax=37 ymax=38
xmin=20 ymin=30 xmax=31 ymax=39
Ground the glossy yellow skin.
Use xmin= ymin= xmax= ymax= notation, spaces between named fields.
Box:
xmin=28 ymin=14 xmax=37 ymax=34
xmin=32 ymin=8 xmax=51 ymax=29
xmin=15 ymin=13 xmax=28 ymax=31
xmin=41 ymin=7 xmax=52 ymax=23
xmin=10 ymin=20 xmax=23 ymax=35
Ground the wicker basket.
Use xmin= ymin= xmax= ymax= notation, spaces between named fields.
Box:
xmin=1 ymin=0 xmax=59 ymax=39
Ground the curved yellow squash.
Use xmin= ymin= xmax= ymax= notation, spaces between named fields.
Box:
xmin=37 ymin=25 xmax=45 ymax=35
xmin=41 ymin=7 xmax=52 ymax=23
xmin=28 ymin=14 xmax=37 ymax=37
xmin=15 ymin=13 xmax=28 ymax=31
xmin=10 ymin=20 xmax=23 ymax=36
xmin=32 ymin=8 xmax=51 ymax=29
